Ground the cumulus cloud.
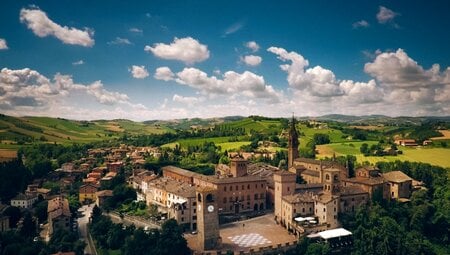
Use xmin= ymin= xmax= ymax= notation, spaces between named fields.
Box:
xmin=108 ymin=37 xmax=132 ymax=45
xmin=72 ymin=60 xmax=84 ymax=66
xmin=364 ymin=49 xmax=445 ymax=88
xmin=268 ymin=46 xmax=343 ymax=97
xmin=0 ymin=38 xmax=8 ymax=50
xmin=352 ymin=20 xmax=369 ymax=29
xmin=172 ymin=94 xmax=202 ymax=106
xmin=376 ymin=6 xmax=399 ymax=24
xmin=129 ymin=65 xmax=149 ymax=79
xmin=144 ymin=37 xmax=209 ymax=64
xmin=246 ymin=41 xmax=260 ymax=52
xmin=154 ymin=67 xmax=175 ymax=81
xmin=20 ymin=7 xmax=94 ymax=47
xmin=241 ymin=55 xmax=262 ymax=66
xmin=156 ymin=66 xmax=282 ymax=103
xmin=0 ymin=67 xmax=129 ymax=112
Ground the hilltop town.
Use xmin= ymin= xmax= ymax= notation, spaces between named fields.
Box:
xmin=0 ymin=116 xmax=448 ymax=255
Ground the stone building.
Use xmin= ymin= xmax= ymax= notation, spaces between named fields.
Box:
xmin=48 ymin=196 xmax=71 ymax=236
xmin=382 ymin=171 xmax=413 ymax=200
xmin=342 ymin=166 xmax=390 ymax=200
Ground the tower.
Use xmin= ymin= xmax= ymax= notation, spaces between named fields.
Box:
xmin=323 ymin=168 xmax=341 ymax=195
xmin=288 ymin=115 xmax=299 ymax=168
xmin=273 ymin=171 xmax=296 ymax=223
xmin=230 ymin=156 xmax=248 ymax=177
xmin=196 ymin=186 xmax=220 ymax=251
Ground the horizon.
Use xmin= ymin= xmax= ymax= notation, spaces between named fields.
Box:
xmin=1 ymin=1 xmax=450 ymax=121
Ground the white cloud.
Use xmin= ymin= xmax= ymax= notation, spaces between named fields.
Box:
xmin=129 ymin=65 xmax=149 ymax=79
xmin=20 ymin=7 xmax=94 ymax=47
xmin=0 ymin=68 xmax=129 ymax=113
xmin=72 ymin=60 xmax=84 ymax=66
xmin=0 ymin=38 xmax=8 ymax=50
xmin=108 ymin=37 xmax=132 ymax=45
xmin=172 ymin=94 xmax=202 ymax=106
xmin=154 ymin=67 xmax=175 ymax=81
xmin=246 ymin=41 xmax=260 ymax=52
xmin=364 ymin=49 xmax=444 ymax=88
xmin=144 ymin=37 xmax=209 ymax=64
xmin=223 ymin=22 xmax=244 ymax=37
xmin=352 ymin=20 xmax=369 ymax=29
xmin=241 ymin=55 xmax=262 ymax=66
xmin=376 ymin=6 xmax=399 ymax=24
xmin=172 ymin=67 xmax=282 ymax=103
xmin=129 ymin=28 xmax=142 ymax=33
xmin=268 ymin=46 xmax=343 ymax=97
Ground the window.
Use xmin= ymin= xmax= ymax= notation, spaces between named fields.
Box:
xmin=193 ymin=202 xmax=197 ymax=206
xmin=223 ymin=197 xmax=227 ymax=203
xmin=254 ymin=194 xmax=258 ymax=199
xmin=287 ymin=187 xmax=290 ymax=192
xmin=247 ymin=184 xmax=250 ymax=189
xmin=193 ymin=216 xmax=197 ymax=220
xmin=224 ymin=186 xmax=227 ymax=192
xmin=325 ymin=174 xmax=330 ymax=180
xmin=294 ymin=209 xmax=296 ymax=213
xmin=323 ymin=208 xmax=326 ymax=212
xmin=247 ymin=195 xmax=250 ymax=200
xmin=302 ymin=208 xmax=305 ymax=213
xmin=193 ymin=209 xmax=196 ymax=214
xmin=236 ymin=185 xmax=239 ymax=191
xmin=334 ymin=207 xmax=336 ymax=212
xmin=181 ymin=217 xmax=184 ymax=222
xmin=242 ymin=185 xmax=244 ymax=190
xmin=261 ymin=184 xmax=263 ymax=188
xmin=230 ymin=186 xmax=233 ymax=191
xmin=181 ymin=210 xmax=184 ymax=215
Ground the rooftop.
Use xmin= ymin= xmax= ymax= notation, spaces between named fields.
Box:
xmin=150 ymin=177 xmax=196 ymax=198
xmin=282 ymin=193 xmax=314 ymax=204
xmin=308 ymin=228 xmax=352 ymax=240
xmin=48 ymin=196 xmax=70 ymax=219
xmin=383 ymin=171 xmax=413 ymax=183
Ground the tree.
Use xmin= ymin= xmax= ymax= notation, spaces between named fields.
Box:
xmin=157 ymin=219 xmax=190 ymax=255
xmin=313 ymin=133 xmax=330 ymax=145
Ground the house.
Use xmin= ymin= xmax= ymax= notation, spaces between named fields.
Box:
xmin=48 ymin=196 xmax=71 ymax=236
xmin=10 ymin=193 xmax=37 ymax=209
xmin=95 ymin=190 xmax=113 ymax=207
xmin=394 ymin=139 xmax=418 ymax=147
xmin=79 ymin=183 xmax=98 ymax=204
xmin=423 ymin=140 xmax=432 ymax=146
xmin=382 ymin=171 xmax=413 ymax=200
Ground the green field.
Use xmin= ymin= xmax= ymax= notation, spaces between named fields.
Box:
xmin=318 ymin=142 xmax=450 ymax=168
xmin=298 ymin=124 xmax=348 ymax=148
xmin=0 ymin=115 xmax=173 ymax=148
xmin=162 ymin=136 xmax=248 ymax=151
xmin=220 ymin=118 xmax=282 ymax=134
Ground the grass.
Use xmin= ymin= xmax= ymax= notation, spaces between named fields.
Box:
xmin=162 ymin=136 xmax=248 ymax=150
xmin=220 ymin=118 xmax=282 ymax=134
xmin=298 ymin=124 xmax=348 ymax=148
xmin=318 ymin=142 xmax=450 ymax=168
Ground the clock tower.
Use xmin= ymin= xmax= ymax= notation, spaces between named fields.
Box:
xmin=196 ymin=186 xmax=220 ymax=251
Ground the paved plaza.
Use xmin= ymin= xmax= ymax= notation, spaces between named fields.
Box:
xmin=186 ymin=213 xmax=297 ymax=252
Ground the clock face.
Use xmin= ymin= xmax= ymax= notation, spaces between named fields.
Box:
xmin=207 ymin=205 xmax=214 ymax=212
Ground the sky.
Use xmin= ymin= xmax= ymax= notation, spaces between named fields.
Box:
xmin=1 ymin=0 xmax=450 ymax=121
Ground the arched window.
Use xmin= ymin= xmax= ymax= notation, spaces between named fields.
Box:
xmin=325 ymin=174 xmax=330 ymax=180
xmin=206 ymin=193 xmax=213 ymax=202
xmin=334 ymin=174 xmax=338 ymax=181
xmin=197 ymin=194 xmax=202 ymax=202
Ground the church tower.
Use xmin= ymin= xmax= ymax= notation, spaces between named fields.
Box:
xmin=323 ymin=168 xmax=341 ymax=195
xmin=288 ymin=115 xmax=299 ymax=168
xmin=196 ymin=186 xmax=220 ymax=251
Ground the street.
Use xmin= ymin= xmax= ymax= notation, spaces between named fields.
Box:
xmin=78 ymin=203 xmax=96 ymax=255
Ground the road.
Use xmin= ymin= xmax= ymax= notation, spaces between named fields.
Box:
xmin=78 ymin=203 xmax=96 ymax=255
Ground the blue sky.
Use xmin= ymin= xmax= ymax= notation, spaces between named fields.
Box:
xmin=1 ymin=0 xmax=450 ymax=120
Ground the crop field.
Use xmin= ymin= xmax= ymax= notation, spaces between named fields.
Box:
xmin=318 ymin=142 xmax=450 ymax=168
xmin=162 ymin=136 xmax=248 ymax=150
xmin=298 ymin=124 xmax=348 ymax=148
xmin=220 ymin=119 xmax=281 ymax=134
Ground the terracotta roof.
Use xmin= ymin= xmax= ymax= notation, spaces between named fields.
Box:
xmin=96 ymin=190 xmax=113 ymax=197
xmin=195 ymin=174 xmax=266 ymax=184
xmin=340 ymin=186 xmax=367 ymax=196
xmin=273 ymin=170 xmax=296 ymax=176
xmin=383 ymin=171 xmax=413 ymax=183
xmin=149 ymin=177 xmax=196 ymax=198
xmin=11 ymin=193 xmax=36 ymax=201
xmin=162 ymin=166 xmax=200 ymax=178
xmin=283 ymin=193 xmax=315 ymax=204
xmin=345 ymin=177 xmax=386 ymax=186
xmin=48 ymin=196 xmax=70 ymax=219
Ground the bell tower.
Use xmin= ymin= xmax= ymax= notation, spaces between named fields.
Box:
xmin=288 ymin=115 xmax=299 ymax=168
xmin=323 ymin=168 xmax=341 ymax=195
xmin=196 ymin=186 xmax=220 ymax=251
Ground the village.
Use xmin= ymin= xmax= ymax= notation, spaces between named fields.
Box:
xmin=0 ymin=118 xmax=426 ymax=255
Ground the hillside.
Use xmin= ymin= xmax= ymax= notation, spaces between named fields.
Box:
xmin=0 ymin=114 xmax=173 ymax=148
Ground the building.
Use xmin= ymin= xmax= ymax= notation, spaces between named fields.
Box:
xmin=95 ymin=190 xmax=113 ymax=207
xmin=79 ymin=183 xmax=98 ymax=204
xmin=145 ymin=177 xmax=197 ymax=231
xmin=196 ymin=186 xmax=221 ymax=250
xmin=394 ymin=139 xmax=418 ymax=146
xmin=342 ymin=166 xmax=390 ymax=200
xmin=48 ymin=196 xmax=71 ymax=236
xmin=10 ymin=193 xmax=37 ymax=209
xmin=162 ymin=165 xmax=268 ymax=215
xmin=383 ymin=171 xmax=413 ymax=200
xmin=0 ymin=204 xmax=10 ymax=232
